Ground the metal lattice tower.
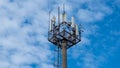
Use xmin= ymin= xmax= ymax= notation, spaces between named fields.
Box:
xmin=48 ymin=5 xmax=82 ymax=68
xmin=53 ymin=46 xmax=61 ymax=68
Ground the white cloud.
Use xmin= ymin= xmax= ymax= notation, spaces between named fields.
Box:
xmin=77 ymin=0 xmax=112 ymax=23
xmin=78 ymin=9 xmax=104 ymax=22
xmin=0 ymin=0 xmax=53 ymax=68
xmin=83 ymin=53 xmax=102 ymax=68
xmin=41 ymin=63 xmax=54 ymax=68
xmin=66 ymin=0 xmax=115 ymax=68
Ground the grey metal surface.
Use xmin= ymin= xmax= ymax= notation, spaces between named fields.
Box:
xmin=62 ymin=40 xmax=67 ymax=68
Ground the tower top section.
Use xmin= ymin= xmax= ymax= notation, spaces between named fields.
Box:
xmin=48 ymin=5 xmax=82 ymax=49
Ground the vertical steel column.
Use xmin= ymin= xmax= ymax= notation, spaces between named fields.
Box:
xmin=62 ymin=40 xmax=67 ymax=68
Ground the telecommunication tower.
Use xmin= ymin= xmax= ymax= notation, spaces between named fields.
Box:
xmin=48 ymin=5 xmax=82 ymax=68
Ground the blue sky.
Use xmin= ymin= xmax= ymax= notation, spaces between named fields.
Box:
xmin=0 ymin=0 xmax=120 ymax=68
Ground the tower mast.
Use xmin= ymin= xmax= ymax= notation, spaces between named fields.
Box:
xmin=48 ymin=5 xmax=82 ymax=68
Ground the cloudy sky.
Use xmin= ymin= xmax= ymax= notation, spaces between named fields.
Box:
xmin=0 ymin=0 xmax=120 ymax=68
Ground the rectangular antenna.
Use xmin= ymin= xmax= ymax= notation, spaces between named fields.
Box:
xmin=49 ymin=11 xmax=51 ymax=30
xmin=58 ymin=6 xmax=60 ymax=25
xmin=63 ymin=4 xmax=65 ymax=13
